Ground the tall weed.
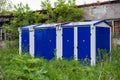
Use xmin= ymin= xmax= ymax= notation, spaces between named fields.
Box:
xmin=0 ymin=45 xmax=120 ymax=80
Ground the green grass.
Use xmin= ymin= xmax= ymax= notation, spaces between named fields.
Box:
xmin=0 ymin=46 xmax=120 ymax=80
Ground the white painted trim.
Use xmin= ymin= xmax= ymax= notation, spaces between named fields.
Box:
xmin=110 ymin=27 xmax=112 ymax=62
xmin=74 ymin=27 xmax=78 ymax=60
xmin=56 ymin=26 xmax=62 ymax=59
xmin=90 ymin=25 xmax=96 ymax=66
xmin=29 ymin=27 xmax=34 ymax=57
xmin=110 ymin=27 xmax=111 ymax=52
xmin=18 ymin=28 xmax=22 ymax=55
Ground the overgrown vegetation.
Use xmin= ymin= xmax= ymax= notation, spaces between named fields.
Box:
xmin=0 ymin=45 xmax=120 ymax=80
xmin=3 ymin=3 xmax=46 ymax=40
xmin=41 ymin=0 xmax=83 ymax=23
xmin=0 ymin=0 xmax=12 ymax=14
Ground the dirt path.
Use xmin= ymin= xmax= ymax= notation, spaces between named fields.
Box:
xmin=0 ymin=41 xmax=6 ymax=48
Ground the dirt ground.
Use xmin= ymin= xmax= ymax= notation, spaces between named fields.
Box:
xmin=0 ymin=41 xmax=6 ymax=48
xmin=112 ymin=38 xmax=120 ymax=47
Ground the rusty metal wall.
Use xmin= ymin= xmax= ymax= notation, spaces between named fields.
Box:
xmin=83 ymin=3 xmax=120 ymax=20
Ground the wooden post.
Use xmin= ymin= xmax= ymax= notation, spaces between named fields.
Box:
xmin=4 ymin=29 xmax=6 ymax=41
xmin=0 ymin=27 xmax=2 ymax=40
xmin=112 ymin=20 xmax=114 ymax=36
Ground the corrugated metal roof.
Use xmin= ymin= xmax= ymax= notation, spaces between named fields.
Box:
xmin=35 ymin=23 xmax=57 ymax=28
xmin=20 ymin=20 xmax=111 ymax=29
xmin=61 ymin=20 xmax=103 ymax=27
xmin=21 ymin=25 xmax=36 ymax=29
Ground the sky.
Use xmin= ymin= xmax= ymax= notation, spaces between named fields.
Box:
xmin=12 ymin=0 xmax=111 ymax=10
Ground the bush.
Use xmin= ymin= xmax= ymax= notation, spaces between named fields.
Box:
xmin=5 ymin=40 xmax=19 ymax=48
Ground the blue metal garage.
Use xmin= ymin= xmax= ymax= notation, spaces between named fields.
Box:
xmin=61 ymin=20 xmax=111 ymax=65
xmin=19 ymin=20 xmax=111 ymax=65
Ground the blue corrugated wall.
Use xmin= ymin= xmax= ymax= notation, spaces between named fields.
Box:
xmin=62 ymin=28 xmax=74 ymax=60
xmin=96 ymin=27 xmax=110 ymax=59
xmin=78 ymin=26 xmax=91 ymax=60
xmin=21 ymin=29 xmax=29 ymax=53
xmin=34 ymin=28 xmax=56 ymax=60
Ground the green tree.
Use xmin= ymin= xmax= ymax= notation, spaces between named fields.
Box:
xmin=0 ymin=0 xmax=12 ymax=14
xmin=41 ymin=0 xmax=83 ymax=23
xmin=3 ymin=0 xmax=83 ymax=40
xmin=3 ymin=3 xmax=46 ymax=40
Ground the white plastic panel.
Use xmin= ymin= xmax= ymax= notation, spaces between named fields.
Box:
xmin=74 ymin=27 xmax=78 ymax=60
xmin=95 ymin=22 xmax=110 ymax=27
xmin=56 ymin=27 xmax=62 ymax=59
xmin=18 ymin=28 xmax=21 ymax=55
xmin=29 ymin=27 xmax=34 ymax=57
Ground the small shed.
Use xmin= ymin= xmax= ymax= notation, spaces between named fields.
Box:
xmin=19 ymin=20 xmax=111 ymax=65
xmin=61 ymin=20 xmax=111 ymax=65
xmin=18 ymin=25 xmax=36 ymax=57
